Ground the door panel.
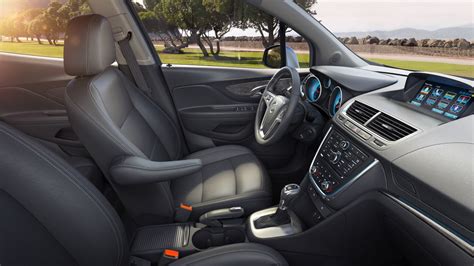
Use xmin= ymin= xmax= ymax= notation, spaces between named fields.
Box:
xmin=163 ymin=65 xmax=308 ymax=170
xmin=0 ymin=53 xmax=86 ymax=156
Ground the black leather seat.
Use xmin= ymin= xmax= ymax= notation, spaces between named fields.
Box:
xmin=63 ymin=15 xmax=271 ymax=224
xmin=0 ymin=122 xmax=287 ymax=266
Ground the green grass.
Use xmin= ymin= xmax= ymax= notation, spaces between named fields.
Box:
xmin=0 ymin=41 xmax=64 ymax=58
xmin=156 ymin=47 xmax=310 ymax=68
xmin=0 ymin=41 xmax=472 ymax=78
xmin=368 ymin=58 xmax=474 ymax=78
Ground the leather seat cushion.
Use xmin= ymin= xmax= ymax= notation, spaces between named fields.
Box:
xmin=171 ymin=145 xmax=272 ymax=219
xmin=170 ymin=243 xmax=288 ymax=266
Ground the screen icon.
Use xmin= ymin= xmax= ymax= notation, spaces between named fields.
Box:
xmin=443 ymin=91 xmax=457 ymax=101
xmin=457 ymin=95 xmax=471 ymax=105
xmin=421 ymin=86 xmax=432 ymax=94
xmin=415 ymin=94 xmax=426 ymax=102
xmin=426 ymin=97 xmax=437 ymax=106
xmin=431 ymin=108 xmax=444 ymax=115
xmin=432 ymin=88 xmax=444 ymax=97
xmin=444 ymin=113 xmax=458 ymax=119
xmin=437 ymin=100 xmax=449 ymax=109
xmin=450 ymin=104 xmax=463 ymax=113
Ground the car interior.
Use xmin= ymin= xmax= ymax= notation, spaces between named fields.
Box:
xmin=0 ymin=0 xmax=473 ymax=266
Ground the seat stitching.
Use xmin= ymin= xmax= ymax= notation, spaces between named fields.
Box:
xmin=119 ymin=106 xmax=133 ymax=129
xmin=66 ymin=91 xmax=139 ymax=156
xmin=117 ymin=71 xmax=182 ymax=160
xmin=0 ymin=126 xmax=125 ymax=265
xmin=149 ymin=138 xmax=158 ymax=159
xmin=88 ymin=81 xmax=145 ymax=156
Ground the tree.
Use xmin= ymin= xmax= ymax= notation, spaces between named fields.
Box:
xmin=139 ymin=11 xmax=160 ymax=33
xmin=155 ymin=0 xmax=212 ymax=56
xmin=28 ymin=13 xmax=48 ymax=44
xmin=143 ymin=0 xmax=160 ymax=10
xmin=201 ymin=0 xmax=235 ymax=56
xmin=241 ymin=0 xmax=316 ymax=48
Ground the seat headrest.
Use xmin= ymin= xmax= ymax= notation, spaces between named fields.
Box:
xmin=64 ymin=14 xmax=116 ymax=76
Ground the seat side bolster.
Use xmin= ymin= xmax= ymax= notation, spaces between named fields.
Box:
xmin=110 ymin=156 xmax=202 ymax=185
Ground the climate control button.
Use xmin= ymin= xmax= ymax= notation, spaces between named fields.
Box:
xmin=340 ymin=140 xmax=350 ymax=150
xmin=329 ymin=150 xmax=341 ymax=164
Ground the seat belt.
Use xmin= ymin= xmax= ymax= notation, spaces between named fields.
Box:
xmin=118 ymin=32 xmax=152 ymax=97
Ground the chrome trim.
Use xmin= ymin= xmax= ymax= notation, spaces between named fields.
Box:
xmin=301 ymin=74 xmax=323 ymax=102
xmin=324 ymin=77 xmax=332 ymax=89
xmin=308 ymin=126 xmax=379 ymax=200
xmin=384 ymin=193 xmax=474 ymax=257
xmin=328 ymin=86 xmax=343 ymax=117
xmin=249 ymin=207 xmax=303 ymax=239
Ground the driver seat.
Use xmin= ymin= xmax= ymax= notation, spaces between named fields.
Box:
xmin=64 ymin=15 xmax=271 ymax=225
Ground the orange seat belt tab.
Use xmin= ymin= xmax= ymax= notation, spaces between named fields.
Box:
xmin=175 ymin=203 xmax=192 ymax=222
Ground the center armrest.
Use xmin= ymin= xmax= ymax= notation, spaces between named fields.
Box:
xmin=110 ymin=156 xmax=202 ymax=185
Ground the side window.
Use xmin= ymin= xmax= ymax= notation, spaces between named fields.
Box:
xmin=133 ymin=0 xmax=312 ymax=68
xmin=0 ymin=0 xmax=91 ymax=58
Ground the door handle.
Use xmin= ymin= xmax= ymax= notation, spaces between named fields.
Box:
xmin=250 ymin=84 xmax=267 ymax=98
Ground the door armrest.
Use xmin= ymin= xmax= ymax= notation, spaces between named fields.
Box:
xmin=110 ymin=156 xmax=202 ymax=185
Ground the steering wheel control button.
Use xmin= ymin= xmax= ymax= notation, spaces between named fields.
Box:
xmin=309 ymin=129 xmax=370 ymax=196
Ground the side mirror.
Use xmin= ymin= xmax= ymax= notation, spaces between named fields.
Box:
xmin=263 ymin=45 xmax=300 ymax=69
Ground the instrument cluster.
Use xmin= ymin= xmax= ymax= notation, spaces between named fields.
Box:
xmin=300 ymin=73 xmax=348 ymax=117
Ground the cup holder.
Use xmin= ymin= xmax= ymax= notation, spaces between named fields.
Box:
xmin=192 ymin=227 xmax=246 ymax=249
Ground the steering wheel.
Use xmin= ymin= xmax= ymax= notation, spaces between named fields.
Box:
xmin=255 ymin=67 xmax=301 ymax=145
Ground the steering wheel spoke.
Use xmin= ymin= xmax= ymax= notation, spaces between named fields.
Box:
xmin=263 ymin=90 xmax=276 ymax=106
xmin=254 ymin=67 xmax=301 ymax=145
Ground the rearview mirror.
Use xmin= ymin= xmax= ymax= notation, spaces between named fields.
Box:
xmin=262 ymin=45 xmax=300 ymax=69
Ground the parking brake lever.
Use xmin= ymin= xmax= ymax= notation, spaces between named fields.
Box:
xmin=199 ymin=207 xmax=244 ymax=227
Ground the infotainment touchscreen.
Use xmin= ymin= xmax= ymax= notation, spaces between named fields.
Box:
xmin=410 ymin=80 xmax=473 ymax=119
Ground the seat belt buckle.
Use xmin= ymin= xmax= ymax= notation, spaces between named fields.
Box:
xmin=158 ymin=249 xmax=180 ymax=266
xmin=175 ymin=203 xmax=192 ymax=222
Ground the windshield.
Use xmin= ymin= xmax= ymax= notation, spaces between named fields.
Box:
xmin=310 ymin=0 xmax=473 ymax=78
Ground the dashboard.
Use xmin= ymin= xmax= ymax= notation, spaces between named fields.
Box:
xmin=299 ymin=66 xmax=397 ymax=118
xmin=303 ymin=66 xmax=473 ymax=257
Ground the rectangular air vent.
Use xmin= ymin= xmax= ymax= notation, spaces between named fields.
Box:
xmin=367 ymin=113 xmax=417 ymax=141
xmin=346 ymin=101 xmax=379 ymax=125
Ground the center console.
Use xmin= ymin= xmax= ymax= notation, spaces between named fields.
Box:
xmin=308 ymin=127 xmax=378 ymax=200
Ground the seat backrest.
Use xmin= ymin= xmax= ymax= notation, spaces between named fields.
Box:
xmin=64 ymin=15 xmax=182 ymax=224
xmin=0 ymin=122 xmax=128 ymax=266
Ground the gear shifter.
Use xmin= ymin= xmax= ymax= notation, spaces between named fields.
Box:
xmin=254 ymin=184 xmax=301 ymax=229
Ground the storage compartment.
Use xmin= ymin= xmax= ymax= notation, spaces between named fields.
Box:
xmin=130 ymin=223 xmax=191 ymax=262
xmin=192 ymin=227 xmax=246 ymax=249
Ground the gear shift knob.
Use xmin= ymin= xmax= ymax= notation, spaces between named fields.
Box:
xmin=278 ymin=184 xmax=301 ymax=210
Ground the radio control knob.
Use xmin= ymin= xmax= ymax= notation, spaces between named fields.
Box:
xmin=329 ymin=151 xmax=341 ymax=164
xmin=340 ymin=140 xmax=350 ymax=150
xmin=321 ymin=181 xmax=331 ymax=192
